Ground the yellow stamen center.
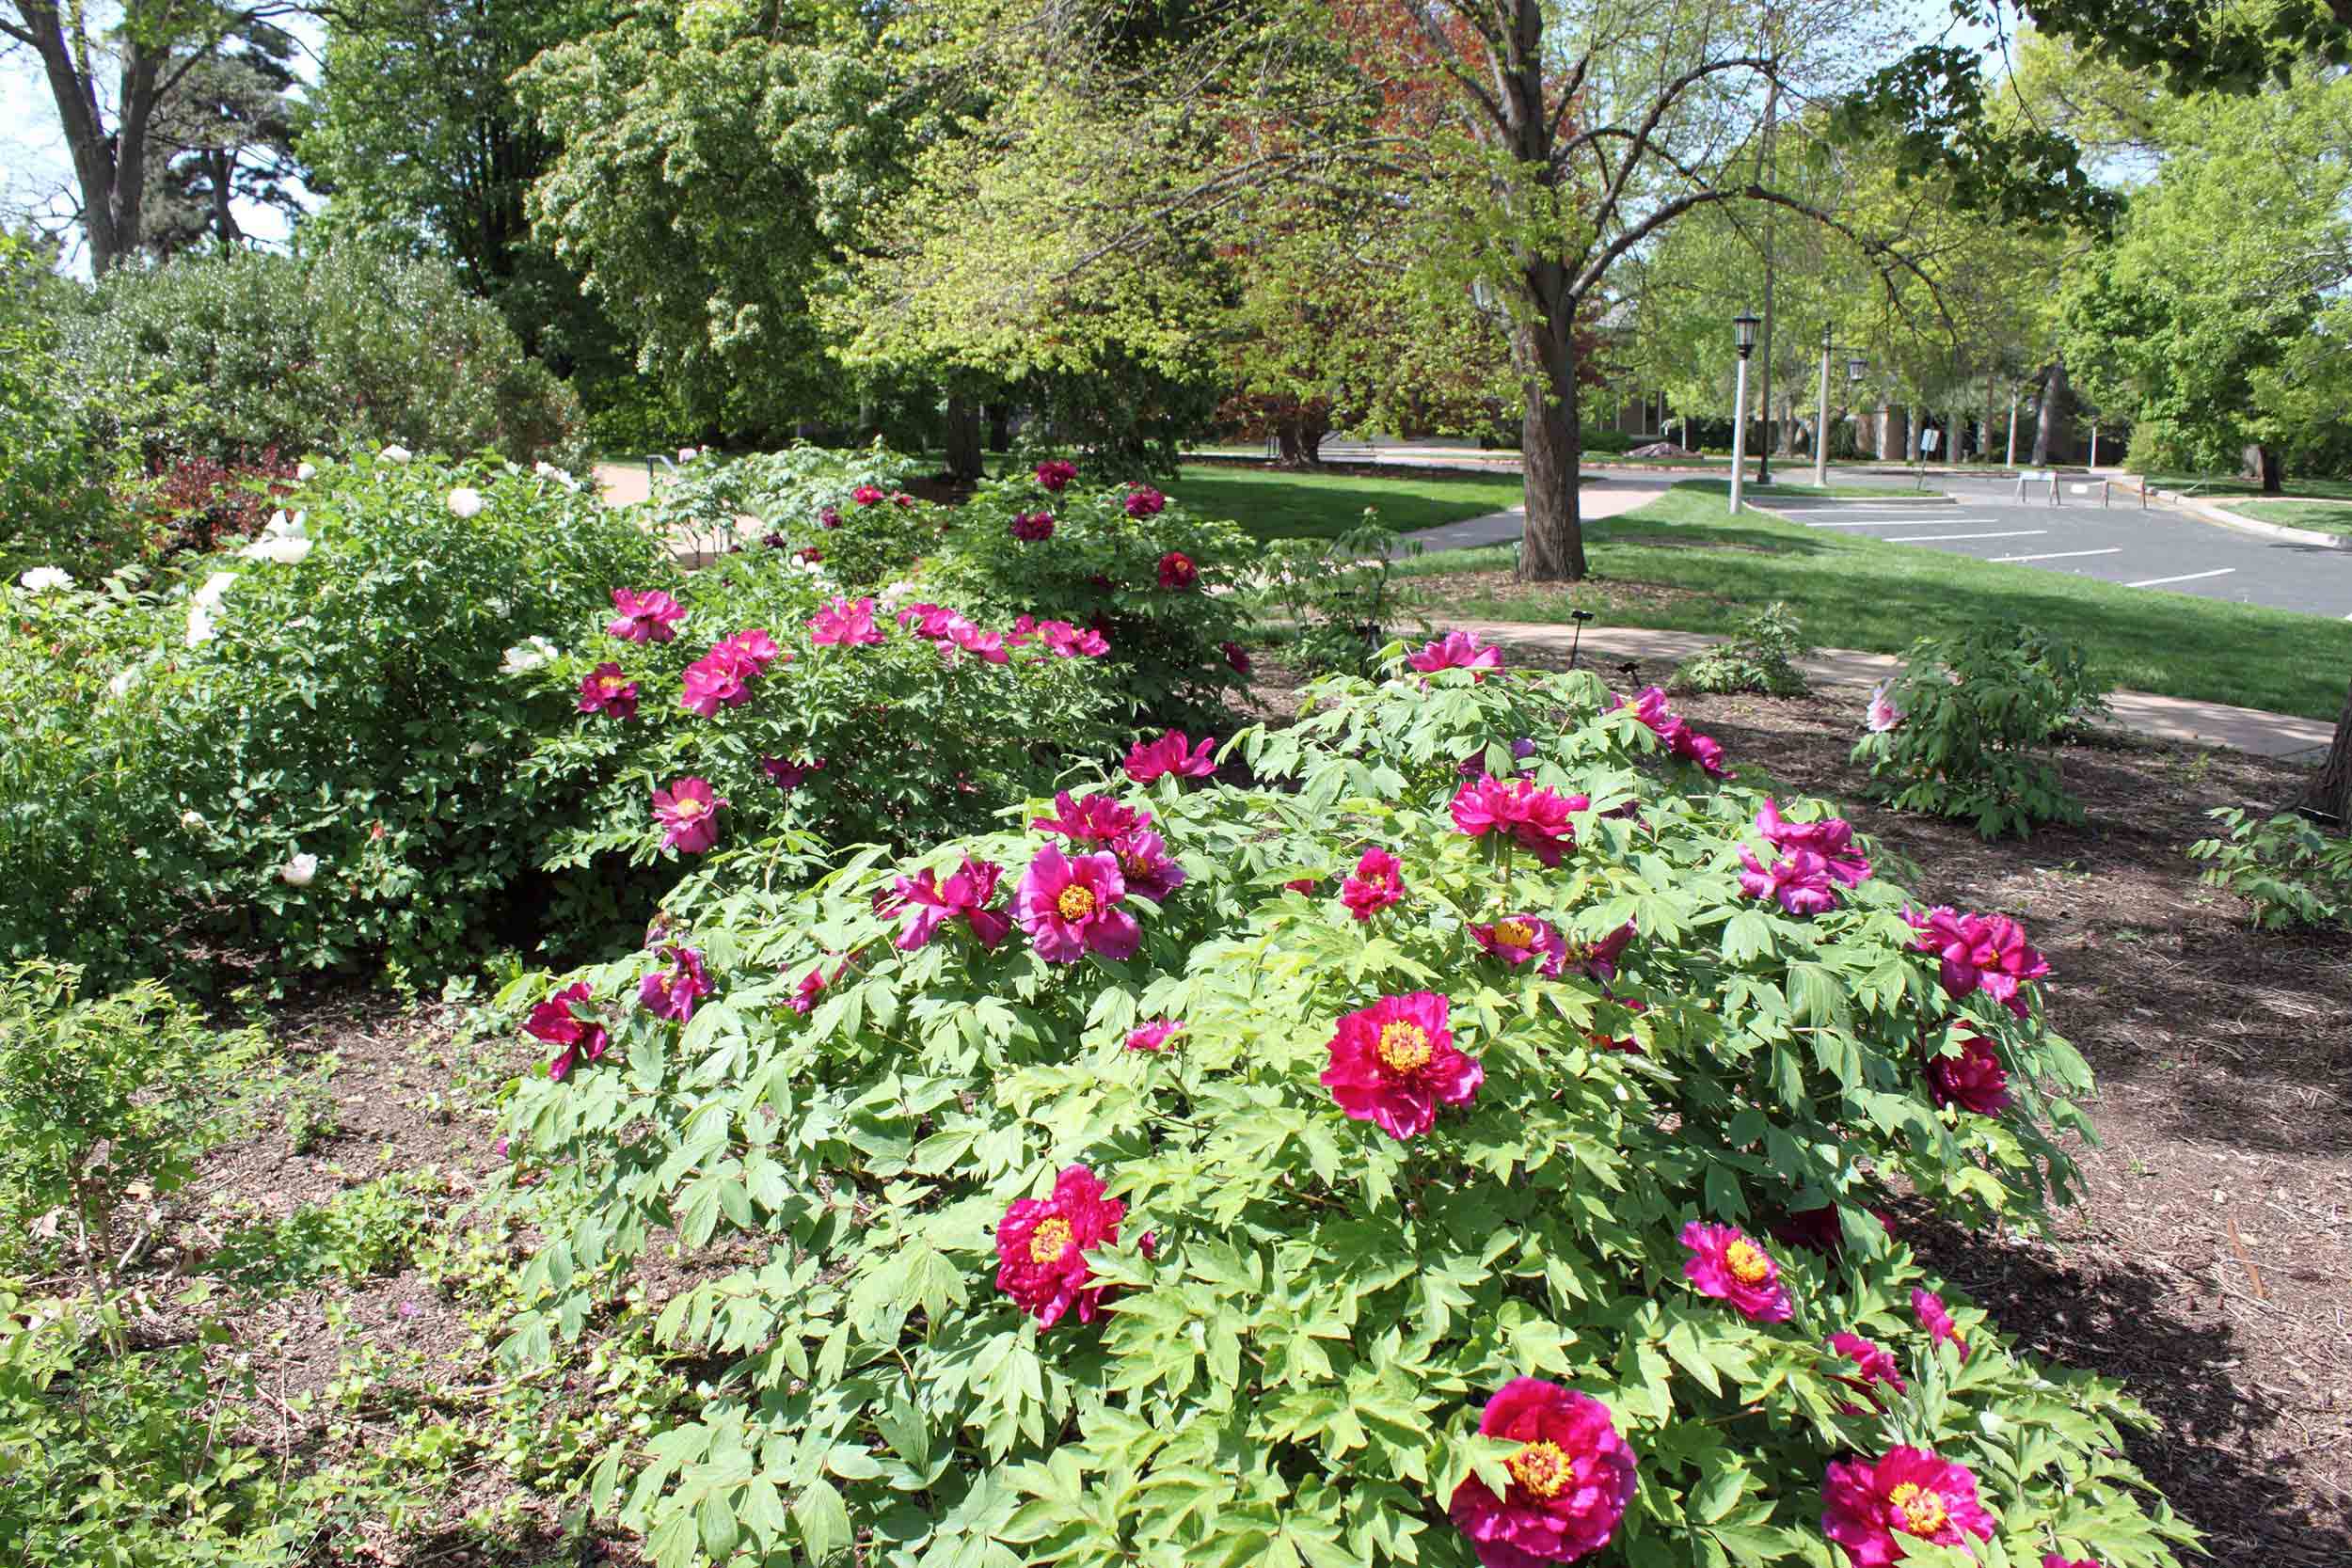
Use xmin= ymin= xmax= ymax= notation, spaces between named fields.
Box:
xmin=1724 ymin=1241 xmax=1772 ymax=1286
xmin=1376 ymin=1020 xmax=1432 ymax=1073
xmin=1028 ymin=1217 xmax=1074 ymax=1264
xmin=1057 ymin=884 xmax=1097 ymax=921
xmin=670 ymin=797 xmax=705 ymax=819
xmin=599 ymin=675 xmax=628 ymax=694
xmin=1507 ymin=1440 xmax=1571 ymax=1499
xmin=1492 ymin=919 xmax=1534 ymax=948
xmin=1887 ymin=1483 xmax=1947 ymax=1536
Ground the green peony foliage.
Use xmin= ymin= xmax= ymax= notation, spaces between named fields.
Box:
xmin=493 ymin=657 xmax=2193 ymax=1568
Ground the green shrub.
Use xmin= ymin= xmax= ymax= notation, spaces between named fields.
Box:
xmin=1670 ymin=602 xmax=1811 ymax=698
xmin=491 ymin=656 xmax=2189 ymax=1568
xmin=643 ymin=442 xmax=935 ymax=588
xmin=0 ymin=237 xmax=139 ymax=581
xmin=2187 ymin=806 xmax=2352 ymax=928
xmin=64 ymin=244 xmax=583 ymax=468
xmin=1253 ymin=515 xmax=1420 ymax=678
xmin=1581 ymin=429 xmax=1634 ymax=454
xmin=1851 ymin=625 xmax=2109 ymax=839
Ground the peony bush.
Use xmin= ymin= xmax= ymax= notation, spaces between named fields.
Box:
xmin=491 ymin=645 xmax=2193 ymax=1568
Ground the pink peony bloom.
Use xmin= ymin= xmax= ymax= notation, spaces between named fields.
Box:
xmin=1929 ymin=1033 xmax=2012 ymax=1116
xmin=994 ymin=1164 xmax=1130 ymax=1327
xmin=1124 ymin=729 xmax=1217 ymax=784
xmin=652 ymin=776 xmax=726 ymax=854
xmin=761 ymin=755 xmax=824 ymax=790
xmin=1447 ymin=1378 xmax=1637 ymax=1567
xmin=1450 ymin=776 xmax=1585 ymax=867
xmin=1285 ymin=877 xmax=1320 ymax=895
xmin=607 ymin=588 xmax=685 ymax=643
xmin=1010 ymin=511 xmax=1056 ymax=542
xmin=638 ymin=945 xmax=712 ymax=1022
xmin=1821 ymin=1448 xmax=1996 ymax=1566
xmin=577 ymin=662 xmax=639 ymax=720
xmin=1739 ymin=846 xmax=1842 ymax=916
xmin=788 ymin=962 xmax=834 ymax=1015
xmin=1867 ymin=679 xmax=1902 ymax=733
xmin=1912 ymin=1288 xmax=1969 ymax=1358
xmin=1034 ymin=459 xmax=1077 ymax=491
xmin=1826 ymin=1332 xmax=1908 ymax=1406
xmin=852 ymin=484 xmax=885 ymax=506
xmin=1220 ymin=640 xmax=1251 ymax=676
xmin=1559 ymin=921 xmax=1635 ymax=984
xmin=680 ymin=653 xmax=752 ymax=717
xmin=2044 ymin=1559 xmax=2099 ymax=1568
xmin=1616 ymin=686 xmax=1730 ymax=777
xmin=1772 ymin=1205 xmax=1894 ymax=1259
xmin=1015 ymin=844 xmax=1141 ymax=962
xmin=809 ymin=596 xmax=884 ymax=647
xmin=1155 ymin=549 xmax=1196 ymax=589
xmin=1680 ymin=1221 xmax=1795 ymax=1323
xmin=1905 ymin=907 xmax=2050 ymax=1019
xmin=1472 ymin=914 xmax=1568 ymax=977
xmin=526 ymin=982 xmax=608 ymax=1081
xmin=1340 ymin=847 xmax=1405 ymax=920
xmin=1125 ymin=1019 xmax=1182 ymax=1052
xmin=713 ymin=627 xmax=785 ymax=674
xmin=819 ymin=505 xmax=842 ymax=529
xmin=1039 ymin=619 xmax=1109 ymax=657
xmin=1106 ymin=827 xmax=1185 ymax=904
xmin=945 ymin=618 xmax=1009 ymax=664
xmin=887 ymin=856 xmax=1012 ymax=951
xmin=1032 ymin=791 xmax=1149 ymax=846
xmin=891 ymin=491 xmax=915 ymax=508
xmin=1755 ymin=800 xmax=1871 ymax=888
xmin=1409 ymin=630 xmax=1504 ymax=677
xmin=1127 ymin=485 xmax=1168 ymax=518
xmin=1320 ymin=991 xmax=1482 ymax=1141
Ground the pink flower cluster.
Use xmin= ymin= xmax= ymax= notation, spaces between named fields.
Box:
xmin=1321 ymin=991 xmax=1482 ymax=1141
xmin=1034 ymin=459 xmax=1077 ymax=492
xmin=887 ymin=856 xmax=1011 ymax=951
xmin=1409 ymin=631 xmax=1502 ymax=678
xmin=681 ymin=627 xmax=786 ymax=716
xmin=993 ymin=1164 xmax=1133 ymax=1326
xmin=1929 ymin=1033 xmax=2012 ymax=1116
xmin=652 ymin=776 xmax=727 ymax=853
xmin=1737 ymin=800 xmax=1872 ymax=915
xmin=1010 ymin=511 xmax=1055 ymax=542
xmin=898 ymin=602 xmax=1008 ymax=664
xmin=638 ymin=945 xmax=712 ymax=1022
xmin=1905 ymin=906 xmax=2049 ymax=1019
xmin=1447 ymin=1378 xmax=1637 ymax=1567
xmin=1616 ymin=686 xmax=1727 ymax=776
xmin=526 ymin=982 xmax=608 ymax=1081
xmin=1126 ymin=484 xmax=1167 ymax=518
xmin=607 ymin=588 xmax=685 ymax=643
xmin=1340 ymin=847 xmax=1405 ymax=920
xmin=1471 ymin=914 xmax=1567 ymax=977
xmin=1009 ymin=615 xmax=1110 ymax=657
xmin=809 ymin=596 xmax=883 ymax=647
xmin=1124 ymin=729 xmax=1216 ymax=784
xmin=1451 ymin=776 xmax=1586 ymax=867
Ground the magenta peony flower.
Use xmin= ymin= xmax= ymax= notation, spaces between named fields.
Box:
xmin=1032 ymin=790 xmax=1149 ymax=846
xmin=1447 ymin=1378 xmax=1637 ymax=1566
xmin=788 ymin=963 xmax=832 ymax=1015
xmin=1340 ymin=847 xmax=1405 ymax=920
xmin=1015 ymin=844 xmax=1141 ymax=962
xmin=1739 ymin=846 xmax=1842 ymax=916
xmin=577 ymin=662 xmax=639 ymax=720
xmin=819 ymin=505 xmax=842 ymax=529
xmin=1126 ymin=1019 xmax=1182 ymax=1052
xmin=1450 ymin=776 xmax=1585 ymax=867
xmin=891 ymin=491 xmax=915 ymax=508
xmin=1680 ymin=1221 xmax=1795 ymax=1323
xmin=1010 ymin=511 xmax=1056 ymax=542
xmin=944 ymin=617 xmax=1009 ymax=664
xmin=652 ymin=776 xmax=726 ymax=853
xmin=1821 ymin=1448 xmax=1996 ymax=1566
xmin=1929 ymin=1033 xmax=2011 ymax=1116
xmin=1034 ymin=459 xmax=1077 ymax=491
xmin=1826 ymin=1332 xmax=1908 ymax=1404
xmin=809 ymin=596 xmax=883 ymax=647
xmin=888 ymin=857 xmax=1011 ymax=951
xmin=638 ymin=945 xmax=713 ymax=1022
xmin=1867 ymin=679 xmax=1902 ymax=733
xmin=607 ymin=588 xmax=684 ymax=643
xmin=1616 ymin=686 xmax=1730 ymax=777
xmin=1409 ymin=630 xmax=1503 ymax=677
xmin=1127 ymin=484 xmax=1168 ymax=518
xmin=680 ymin=652 xmax=751 ymax=717
xmin=761 ymin=755 xmax=824 ymax=791
xmin=1472 ymin=914 xmax=1568 ymax=977
xmin=1155 ymin=549 xmax=1196 ymax=589
xmin=1320 ymin=991 xmax=1482 ymax=1141
xmin=1106 ymin=827 xmax=1185 ymax=904
xmin=1220 ymin=639 xmax=1251 ymax=676
xmin=852 ymin=484 xmax=885 ymax=506
xmin=525 ymin=982 xmax=608 ymax=1081
xmin=1559 ymin=921 xmax=1635 ymax=984
xmin=1755 ymin=800 xmax=1871 ymax=888
xmin=1912 ymin=1288 xmax=1969 ymax=1358
xmin=2044 ymin=1558 xmax=2099 ymax=1568
xmin=713 ymin=627 xmax=784 ymax=674
xmin=994 ymin=1164 xmax=1131 ymax=1327
xmin=1772 ymin=1205 xmax=1894 ymax=1259
xmin=1905 ymin=907 xmax=2050 ymax=1019
xmin=1039 ymin=619 xmax=1109 ymax=657
xmin=1124 ymin=729 xmax=1217 ymax=784
xmin=1285 ymin=877 xmax=1320 ymax=894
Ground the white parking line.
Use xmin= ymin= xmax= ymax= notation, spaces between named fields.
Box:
xmin=1775 ymin=506 xmax=1955 ymax=514
xmin=1988 ymin=547 xmax=2123 ymax=563
xmin=1898 ymin=530 xmax=2048 ymax=543
xmin=1804 ymin=516 xmax=2003 ymax=528
xmin=2125 ymin=568 xmax=2236 ymax=589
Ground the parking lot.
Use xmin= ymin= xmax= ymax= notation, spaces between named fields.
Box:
xmin=1759 ymin=479 xmax=2351 ymax=619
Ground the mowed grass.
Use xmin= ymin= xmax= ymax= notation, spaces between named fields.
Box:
xmin=1386 ymin=485 xmax=2352 ymax=720
xmin=2138 ymin=471 xmax=2352 ymax=500
xmin=2222 ymin=498 xmax=2352 ymax=537
xmin=1173 ymin=462 xmax=1527 ymax=540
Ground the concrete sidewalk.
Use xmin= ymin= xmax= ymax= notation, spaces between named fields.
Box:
xmin=1444 ymin=621 xmax=2333 ymax=763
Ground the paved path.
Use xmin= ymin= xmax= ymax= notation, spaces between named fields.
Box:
xmin=1442 ymin=621 xmax=2331 ymax=762
xmin=1394 ymin=473 xmax=1679 ymax=554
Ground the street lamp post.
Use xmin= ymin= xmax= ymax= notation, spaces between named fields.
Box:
xmin=1729 ymin=312 xmax=1759 ymax=515
xmin=1811 ymin=326 xmax=1869 ymax=489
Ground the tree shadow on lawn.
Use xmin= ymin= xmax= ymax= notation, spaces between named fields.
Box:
xmin=1905 ymin=1212 xmax=2352 ymax=1567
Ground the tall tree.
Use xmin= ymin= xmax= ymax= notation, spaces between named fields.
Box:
xmin=141 ymin=18 xmax=302 ymax=256
xmin=1 ymin=1 xmax=306 ymax=271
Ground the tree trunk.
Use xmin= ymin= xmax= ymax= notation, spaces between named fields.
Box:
xmin=2300 ymin=673 xmax=2352 ymax=824
xmin=1275 ymin=414 xmax=1324 ymax=467
xmin=1518 ymin=306 xmax=1588 ymax=581
xmin=944 ymin=391 xmax=982 ymax=480
xmin=985 ymin=403 xmax=1011 ymax=451
xmin=2031 ymin=357 xmax=2070 ymax=467
xmin=2242 ymin=443 xmax=2283 ymax=495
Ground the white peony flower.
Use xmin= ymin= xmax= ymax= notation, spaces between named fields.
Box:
xmin=448 ymin=486 xmax=486 ymax=518
xmin=677 ymin=446 xmax=700 ymax=463
xmin=241 ymin=534 xmax=313 ymax=565
xmin=185 ymin=603 xmax=215 ymax=647
xmin=381 ymin=444 xmax=413 ymax=464
xmin=263 ymin=508 xmax=306 ymax=539
xmin=500 ymin=636 xmax=559 ymax=675
xmin=465 ymin=740 xmax=490 ymax=756
xmin=107 ymin=665 xmax=141 ymax=699
xmin=280 ymin=853 xmax=319 ymax=887
xmin=180 ymin=809 xmax=208 ymax=830
xmin=532 ymin=460 xmax=581 ymax=493
xmin=193 ymin=571 xmax=237 ymax=610
xmin=18 ymin=566 xmax=72 ymax=594
xmin=295 ymin=462 xmax=317 ymax=481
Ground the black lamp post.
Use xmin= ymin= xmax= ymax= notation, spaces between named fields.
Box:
xmin=1728 ymin=312 xmax=1760 ymax=514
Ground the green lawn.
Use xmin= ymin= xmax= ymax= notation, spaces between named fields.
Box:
xmin=2138 ymin=472 xmax=2352 ymax=501
xmin=1674 ymin=478 xmax=1932 ymax=501
xmin=2219 ymin=498 xmax=2352 ymax=536
xmin=1387 ymin=486 xmax=2352 ymax=720
xmin=1173 ymin=463 xmax=1527 ymax=540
